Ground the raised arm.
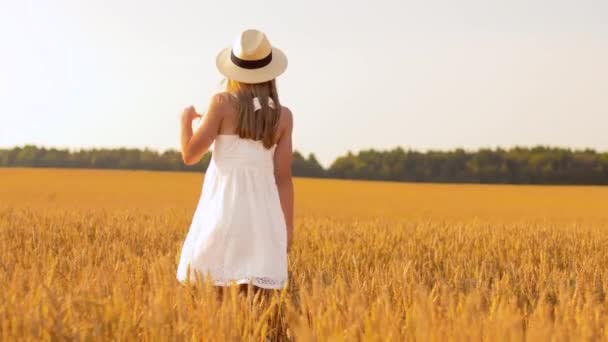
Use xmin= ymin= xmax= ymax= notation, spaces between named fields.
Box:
xmin=273 ymin=107 xmax=294 ymax=253
xmin=180 ymin=93 xmax=225 ymax=165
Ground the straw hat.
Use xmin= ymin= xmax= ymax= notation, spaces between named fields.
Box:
xmin=216 ymin=29 xmax=288 ymax=84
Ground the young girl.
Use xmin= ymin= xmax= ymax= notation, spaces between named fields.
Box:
xmin=176 ymin=29 xmax=293 ymax=295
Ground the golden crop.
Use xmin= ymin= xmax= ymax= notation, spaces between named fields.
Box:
xmin=1 ymin=168 xmax=607 ymax=341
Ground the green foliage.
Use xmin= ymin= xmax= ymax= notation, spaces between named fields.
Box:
xmin=0 ymin=145 xmax=210 ymax=172
xmin=327 ymin=145 xmax=608 ymax=185
xmin=1 ymin=145 xmax=607 ymax=184
xmin=292 ymin=152 xmax=325 ymax=178
xmin=0 ymin=145 xmax=324 ymax=178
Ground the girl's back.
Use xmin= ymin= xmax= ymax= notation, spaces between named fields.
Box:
xmin=176 ymin=129 xmax=288 ymax=289
xmin=176 ymin=29 xmax=294 ymax=291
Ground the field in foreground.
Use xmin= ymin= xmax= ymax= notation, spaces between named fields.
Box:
xmin=1 ymin=167 xmax=608 ymax=341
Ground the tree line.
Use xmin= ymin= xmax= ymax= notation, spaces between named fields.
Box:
xmin=1 ymin=145 xmax=607 ymax=185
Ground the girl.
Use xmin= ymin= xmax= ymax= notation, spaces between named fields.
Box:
xmin=176 ymin=29 xmax=293 ymax=297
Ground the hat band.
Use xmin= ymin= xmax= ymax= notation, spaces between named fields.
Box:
xmin=230 ymin=50 xmax=273 ymax=69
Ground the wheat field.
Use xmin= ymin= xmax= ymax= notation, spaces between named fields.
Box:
xmin=1 ymin=168 xmax=607 ymax=341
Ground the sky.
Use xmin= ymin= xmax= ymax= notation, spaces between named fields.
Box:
xmin=0 ymin=0 xmax=607 ymax=167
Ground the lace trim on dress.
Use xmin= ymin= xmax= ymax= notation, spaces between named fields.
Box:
xmin=213 ymin=276 xmax=286 ymax=289
xmin=183 ymin=268 xmax=286 ymax=289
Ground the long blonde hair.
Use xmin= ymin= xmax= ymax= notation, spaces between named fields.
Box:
xmin=224 ymin=78 xmax=282 ymax=149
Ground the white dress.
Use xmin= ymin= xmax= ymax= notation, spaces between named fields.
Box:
xmin=176 ymin=133 xmax=288 ymax=289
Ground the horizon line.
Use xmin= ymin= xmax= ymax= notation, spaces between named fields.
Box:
xmin=2 ymin=142 xmax=607 ymax=156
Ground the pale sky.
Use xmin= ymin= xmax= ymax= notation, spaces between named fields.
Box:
xmin=1 ymin=0 xmax=607 ymax=167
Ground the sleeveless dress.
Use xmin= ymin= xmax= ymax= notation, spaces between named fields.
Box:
xmin=176 ymin=118 xmax=288 ymax=290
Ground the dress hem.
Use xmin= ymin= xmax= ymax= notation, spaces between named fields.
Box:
xmin=176 ymin=275 xmax=287 ymax=290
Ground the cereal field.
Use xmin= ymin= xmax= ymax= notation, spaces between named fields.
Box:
xmin=1 ymin=168 xmax=607 ymax=341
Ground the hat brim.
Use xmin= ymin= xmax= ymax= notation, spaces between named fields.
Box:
xmin=216 ymin=46 xmax=288 ymax=84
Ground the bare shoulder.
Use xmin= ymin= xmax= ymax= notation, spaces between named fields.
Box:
xmin=209 ymin=92 xmax=235 ymax=109
xmin=274 ymin=105 xmax=293 ymax=143
xmin=279 ymin=105 xmax=293 ymax=129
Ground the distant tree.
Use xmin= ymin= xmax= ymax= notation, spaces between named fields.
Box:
xmin=292 ymin=151 xmax=325 ymax=177
xmin=1 ymin=145 xmax=607 ymax=185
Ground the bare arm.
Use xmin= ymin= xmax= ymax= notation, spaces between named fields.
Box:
xmin=273 ymin=108 xmax=294 ymax=253
xmin=180 ymin=94 xmax=225 ymax=165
